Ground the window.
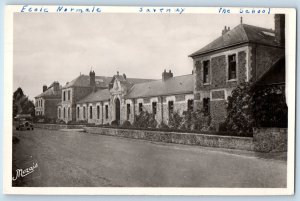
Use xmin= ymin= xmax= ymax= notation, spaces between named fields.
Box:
xmin=63 ymin=107 xmax=66 ymax=118
xmin=168 ymin=101 xmax=174 ymax=114
xmin=203 ymin=98 xmax=210 ymax=115
xmin=139 ymin=103 xmax=143 ymax=113
xmin=97 ymin=105 xmax=100 ymax=119
xmin=152 ymin=102 xmax=157 ymax=115
xmin=68 ymin=107 xmax=70 ymax=120
xmin=83 ymin=106 xmax=86 ymax=119
xmin=203 ymin=60 xmax=210 ymax=84
xmin=63 ymin=91 xmax=66 ymax=101
xmin=89 ymin=106 xmax=93 ymax=119
xmin=126 ymin=104 xmax=130 ymax=120
xmin=105 ymin=105 xmax=109 ymax=119
xmin=188 ymin=99 xmax=194 ymax=111
xmin=77 ymin=107 xmax=80 ymax=119
xmin=68 ymin=90 xmax=71 ymax=100
xmin=58 ymin=108 xmax=61 ymax=118
xmin=228 ymin=54 xmax=237 ymax=80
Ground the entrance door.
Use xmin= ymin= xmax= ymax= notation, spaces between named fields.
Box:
xmin=115 ymin=98 xmax=120 ymax=125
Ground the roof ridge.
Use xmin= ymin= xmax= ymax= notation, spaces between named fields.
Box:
xmin=240 ymin=24 xmax=250 ymax=42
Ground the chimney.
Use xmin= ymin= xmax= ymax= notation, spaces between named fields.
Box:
xmin=43 ymin=85 xmax=47 ymax=92
xmin=89 ymin=70 xmax=96 ymax=86
xmin=53 ymin=81 xmax=59 ymax=92
xmin=222 ymin=26 xmax=230 ymax=35
xmin=274 ymin=14 xmax=285 ymax=46
xmin=162 ymin=69 xmax=173 ymax=81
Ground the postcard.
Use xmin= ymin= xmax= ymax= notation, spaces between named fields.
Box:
xmin=3 ymin=5 xmax=296 ymax=195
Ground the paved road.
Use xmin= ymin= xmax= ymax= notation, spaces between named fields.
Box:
xmin=12 ymin=128 xmax=287 ymax=187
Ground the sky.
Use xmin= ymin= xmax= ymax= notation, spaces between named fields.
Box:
xmin=13 ymin=13 xmax=275 ymax=99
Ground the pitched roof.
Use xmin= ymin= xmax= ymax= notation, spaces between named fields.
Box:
xmin=110 ymin=75 xmax=155 ymax=88
xmin=35 ymin=86 xmax=62 ymax=99
xmin=126 ymin=74 xmax=193 ymax=99
xmin=190 ymin=23 xmax=281 ymax=57
xmin=77 ymin=89 xmax=110 ymax=104
xmin=63 ymin=75 xmax=113 ymax=89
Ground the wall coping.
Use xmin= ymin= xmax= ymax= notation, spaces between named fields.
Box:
xmin=85 ymin=126 xmax=253 ymax=140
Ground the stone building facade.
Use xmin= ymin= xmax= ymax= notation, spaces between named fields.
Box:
xmin=189 ymin=15 xmax=285 ymax=128
xmin=38 ymin=15 xmax=285 ymax=128
xmin=35 ymin=82 xmax=61 ymax=119
xmin=75 ymin=71 xmax=194 ymax=125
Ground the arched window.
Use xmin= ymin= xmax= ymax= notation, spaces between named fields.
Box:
xmin=63 ymin=107 xmax=66 ymax=118
xmin=68 ymin=107 xmax=70 ymax=120
xmin=83 ymin=106 xmax=86 ymax=119
xmin=97 ymin=105 xmax=100 ymax=119
xmin=89 ymin=106 xmax=93 ymax=119
xmin=58 ymin=108 xmax=61 ymax=118
xmin=77 ymin=107 xmax=80 ymax=119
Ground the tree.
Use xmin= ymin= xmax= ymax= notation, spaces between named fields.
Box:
xmin=225 ymin=82 xmax=287 ymax=134
xmin=13 ymin=87 xmax=35 ymax=117
xmin=225 ymin=82 xmax=254 ymax=133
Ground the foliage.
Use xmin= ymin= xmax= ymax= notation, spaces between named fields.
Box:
xmin=133 ymin=111 xmax=157 ymax=128
xmin=225 ymin=82 xmax=254 ymax=133
xmin=13 ymin=87 xmax=35 ymax=117
xmin=110 ymin=120 xmax=118 ymax=126
xmin=225 ymin=82 xmax=287 ymax=134
xmin=158 ymin=122 xmax=169 ymax=129
xmin=168 ymin=111 xmax=183 ymax=129
xmin=122 ymin=120 xmax=132 ymax=128
xmin=180 ymin=110 xmax=211 ymax=131
xmin=252 ymin=85 xmax=287 ymax=128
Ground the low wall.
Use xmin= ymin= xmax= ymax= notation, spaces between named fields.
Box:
xmin=34 ymin=123 xmax=84 ymax=130
xmin=253 ymin=128 xmax=287 ymax=152
xmin=84 ymin=127 xmax=254 ymax=151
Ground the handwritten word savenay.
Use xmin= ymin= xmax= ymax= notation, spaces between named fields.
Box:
xmin=20 ymin=5 xmax=102 ymax=13
xmin=218 ymin=7 xmax=271 ymax=14
xmin=139 ymin=7 xmax=185 ymax=14
xmin=12 ymin=162 xmax=38 ymax=181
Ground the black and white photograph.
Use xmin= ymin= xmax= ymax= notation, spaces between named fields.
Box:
xmin=3 ymin=6 xmax=296 ymax=195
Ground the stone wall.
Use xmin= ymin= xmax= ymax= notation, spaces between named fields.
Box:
xmin=35 ymin=123 xmax=84 ymax=130
xmin=253 ymin=127 xmax=287 ymax=152
xmin=84 ymin=127 xmax=254 ymax=151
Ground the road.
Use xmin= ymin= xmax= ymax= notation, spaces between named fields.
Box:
xmin=12 ymin=128 xmax=287 ymax=187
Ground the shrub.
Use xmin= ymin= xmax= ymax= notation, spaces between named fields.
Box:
xmin=133 ymin=111 xmax=157 ymax=128
xmin=122 ymin=120 xmax=132 ymax=128
xmin=225 ymin=82 xmax=287 ymax=134
xmin=111 ymin=120 xmax=118 ymax=126
xmin=168 ymin=111 xmax=183 ymax=129
xmin=252 ymin=85 xmax=287 ymax=128
xmin=55 ymin=119 xmax=65 ymax=124
xmin=180 ymin=109 xmax=211 ymax=131
xmin=225 ymin=82 xmax=255 ymax=134
xmin=158 ymin=122 xmax=169 ymax=129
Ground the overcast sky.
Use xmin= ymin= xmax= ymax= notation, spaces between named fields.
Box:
xmin=13 ymin=13 xmax=274 ymax=99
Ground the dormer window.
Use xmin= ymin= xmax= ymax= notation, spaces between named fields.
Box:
xmin=203 ymin=60 xmax=210 ymax=84
xmin=228 ymin=54 xmax=237 ymax=80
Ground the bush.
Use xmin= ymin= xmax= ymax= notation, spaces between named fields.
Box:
xmin=122 ymin=120 xmax=132 ymax=128
xmin=133 ymin=111 xmax=157 ymax=128
xmin=168 ymin=111 xmax=183 ymax=129
xmin=225 ymin=82 xmax=255 ymax=134
xmin=225 ymin=83 xmax=287 ymax=134
xmin=180 ymin=110 xmax=211 ymax=131
xmin=111 ymin=120 xmax=118 ymax=126
xmin=158 ymin=122 xmax=169 ymax=129
xmin=252 ymin=85 xmax=287 ymax=128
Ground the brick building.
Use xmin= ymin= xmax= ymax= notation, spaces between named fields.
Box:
xmin=39 ymin=15 xmax=285 ymax=128
xmin=35 ymin=81 xmax=61 ymax=119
